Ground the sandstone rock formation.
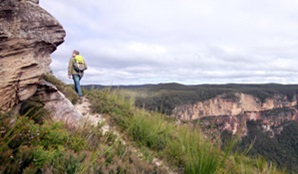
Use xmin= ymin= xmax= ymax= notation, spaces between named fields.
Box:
xmin=200 ymin=107 xmax=298 ymax=137
xmin=0 ymin=0 xmax=84 ymax=125
xmin=0 ymin=0 xmax=65 ymax=111
xmin=172 ymin=92 xmax=298 ymax=137
xmin=32 ymin=80 xmax=83 ymax=127
xmin=172 ymin=93 xmax=297 ymax=120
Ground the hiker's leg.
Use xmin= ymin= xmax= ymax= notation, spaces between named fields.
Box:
xmin=73 ymin=81 xmax=78 ymax=93
xmin=73 ymin=74 xmax=83 ymax=96
xmin=72 ymin=75 xmax=78 ymax=93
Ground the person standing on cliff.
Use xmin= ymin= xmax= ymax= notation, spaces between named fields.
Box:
xmin=68 ymin=50 xmax=87 ymax=97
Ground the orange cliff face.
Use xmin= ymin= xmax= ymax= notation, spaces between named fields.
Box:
xmin=172 ymin=93 xmax=297 ymax=120
xmin=200 ymin=107 xmax=298 ymax=137
xmin=171 ymin=92 xmax=298 ymax=136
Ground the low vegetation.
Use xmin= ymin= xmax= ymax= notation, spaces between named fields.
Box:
xmin=0 ymin=111 xmax=163 ymax=173
xmin=0 ymin=76 xmax=164 ymax=173
xmin=0 ymin=76 xmax=286 ymax=173
xmin=86 ymin=88 xmax=284 ymax=173
xmin=235 ymin=119 xmax=298 ymax=173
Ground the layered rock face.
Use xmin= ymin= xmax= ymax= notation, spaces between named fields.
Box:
xmin=0 ymin=0 xmax=83 ymax=125
xmin=172 ymin=93 xmax=297 ymax=120
xmin=0 ymin=0 xmax=65 ymax=111
xmin=172 ymin=92 xmax=298 ymax=136
xmin=200 ymin=108 xmax=298 ymax=137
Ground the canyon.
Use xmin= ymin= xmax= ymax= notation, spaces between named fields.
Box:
xmin=172 ymin=92 xmax=298 ymax=136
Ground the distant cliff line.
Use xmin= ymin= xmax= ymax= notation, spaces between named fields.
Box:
xmin=172 ymin=92 xmax=297 ymax=120
xmin=90 ymin=83 xmax=298 ymax=115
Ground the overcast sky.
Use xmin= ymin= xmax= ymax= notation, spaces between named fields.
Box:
xmin=40 ymin=0 xmax=298 ymax=85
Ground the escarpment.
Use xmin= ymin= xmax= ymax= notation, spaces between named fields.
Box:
xmin=172 ymin=92 xmax=298 ymax=136
xmin=0 ymin=0 xmax=82 ymax=124
xmin=172 ymin=93 xmax=297 ymax=120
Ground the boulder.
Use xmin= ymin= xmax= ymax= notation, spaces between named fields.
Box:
xmin=33 ymin=80 xmax=83 ymax=127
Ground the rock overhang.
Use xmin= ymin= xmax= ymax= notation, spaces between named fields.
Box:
xmin=0 ymin=0 xmax=66 ymax=111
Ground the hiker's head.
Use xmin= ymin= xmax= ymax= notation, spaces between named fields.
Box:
xmin=72 ymin=50 xmax=80 ymax=57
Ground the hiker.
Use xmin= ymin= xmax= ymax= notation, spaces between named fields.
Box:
xmin=68 ymin=50 xmax=87 ymax=97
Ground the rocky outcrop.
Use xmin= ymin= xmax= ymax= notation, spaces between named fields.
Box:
xmin=0 ymin=0 xmax=83 ymax=126
xmin=0 ymin=0 xmax=65 ymax=111
xmin=172 ymin=93 xmax=297 ymax=120
xmin=32 ymin=80 xmax=83 ymax=127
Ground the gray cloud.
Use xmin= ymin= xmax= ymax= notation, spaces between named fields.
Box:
xmin=40 ymin=0 xmax=298 ymax=85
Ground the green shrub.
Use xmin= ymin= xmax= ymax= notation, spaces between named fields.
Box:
xmin=127 ymin=111 xmax=171 ymax=151
xmin=19 ymin=99 xmax=50 ymax=124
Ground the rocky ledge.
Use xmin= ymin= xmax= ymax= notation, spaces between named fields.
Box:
xmin=0 ymin=0 xmax=82 ymax=125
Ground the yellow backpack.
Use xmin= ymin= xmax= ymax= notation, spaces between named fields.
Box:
xmin=73 ymin=55 xmax=86 ymax=72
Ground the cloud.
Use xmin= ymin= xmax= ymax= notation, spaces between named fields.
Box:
xmin=40 ymin=0 xmax=298 ymax=85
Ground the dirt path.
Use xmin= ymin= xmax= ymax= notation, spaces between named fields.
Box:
xmin=74 ymin=97 xmax=110 ymax=134
xmin=74 ymin=97 xmax=177 ymax=174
